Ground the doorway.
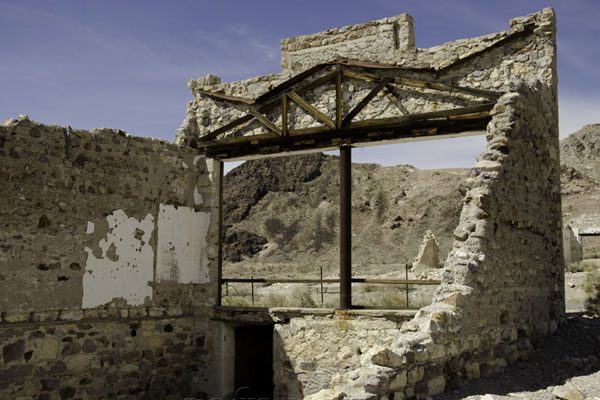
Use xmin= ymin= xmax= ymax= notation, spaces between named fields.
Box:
xmin=234 ymin=325 xmax=274 ymax=399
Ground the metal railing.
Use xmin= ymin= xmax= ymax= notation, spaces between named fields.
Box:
xmin=221 ymin=264 xmax=441 ymax=309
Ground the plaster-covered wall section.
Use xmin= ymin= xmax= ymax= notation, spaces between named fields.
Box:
xmin=82 ymin=210 xmax=154 ymax=308
xmin=0 ymin=118 xmax=222 ymax=398
xmin=0 ymin=118 xmax=220 ymax=314
xmin=156 ymin=204 xmax=211 ymax=284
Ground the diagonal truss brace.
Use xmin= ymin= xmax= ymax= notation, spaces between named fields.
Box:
xmin=195 ymin=63 xmax=501 ymax=153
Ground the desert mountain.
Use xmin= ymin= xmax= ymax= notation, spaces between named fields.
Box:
xmin=223 ymin=153 xmax=467 ymax=279
xmin=223 ymin=124 xmax=600 ymax=279
xmin=560 ymin=124 xmax=600 ymax=228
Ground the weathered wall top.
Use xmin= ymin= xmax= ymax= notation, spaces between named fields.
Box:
xmin=177 ymin=8 xmax=557 ymax=147
xmin=280 ymin=13 xmax=415 ymax=73
xmin=278 ymin=8 xmax=555 ymax=76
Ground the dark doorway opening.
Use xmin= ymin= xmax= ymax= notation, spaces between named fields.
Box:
xmin=235 ymin=325 xmax=274 ymax=399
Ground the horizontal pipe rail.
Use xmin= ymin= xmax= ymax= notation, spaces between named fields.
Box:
xmin=221 ymin=278 xmax=441 ymax=285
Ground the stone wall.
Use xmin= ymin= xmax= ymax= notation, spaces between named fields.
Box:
xmin=176 ymin=7 xmax=562 ymax=399
xmin=1 ymin=6 xmax=562 ymax=400
xmin=178 ymin=67 xmax=484 ymax=148
xmin=280 ymin=14 xmax=415 ymax=74
xmin=273 ymin=310 xmax=414 ymax=398
xmin=0 ymin=117 xmax=221 ymax=398
xmin=177 ymin=9 xmax=557 ymax=149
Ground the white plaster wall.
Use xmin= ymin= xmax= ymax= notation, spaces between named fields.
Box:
xmin=563 ymin=225 xmax=583 ymax=265
xmin=563 ymin=226 xmax=573 ymax=266
xmin=156 ymin=204 xmax=211 ymax=284
xmin=82 ymin=210 xmax=155 ymax=308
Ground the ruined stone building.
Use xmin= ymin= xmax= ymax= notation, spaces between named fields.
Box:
xmin=0 ymin=8 xmax=562 ymax=399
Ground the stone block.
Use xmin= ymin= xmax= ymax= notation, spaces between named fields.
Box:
xmin=407 ymin=366 xmax=424 ymax=384
xmin=3 ymin=312 xmax=30 ymax=323
xmin=146 ymin=338 xmax=163 ymax=348
xmin=35 ymin=338 xmax=60 ymax=360
xmin=389 ymin=370 xmax=407 ymax=391
xmin=427 ymin=375 xmax=446 ymax=396
xmin=552 ymin=382 xmax=585 ymax=400
xmin=364 ymin=375 xmax=389 ymax=395
xmin=2 ymin=339 xmax=25 ymax=363
xmin=367 ymin=347 xmax=405 ymax=368
xmin=465 ymin=361 xmax=480 ymax=380
xmin=304 ymin=389 xmax=347 ymax=400
xmin=66 ymin=354 xmax=99 ymax=371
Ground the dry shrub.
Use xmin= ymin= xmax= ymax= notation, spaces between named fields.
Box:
xmin=260 ymin=292 xmax=287 ymax=307
xmin=259 ymin=287 xmax=318 ymax=308
xmin=584 ymin=269 xmax=600 ymax=317
xmin=567 ymin=260 xmax=600 ymax=273
xmin=221 ymin=296 xmax=251 ymax=307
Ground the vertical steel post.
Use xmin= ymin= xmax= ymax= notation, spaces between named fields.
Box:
xmin=320 ymin=266 xmax=324 ymax=307
xmin=405 ymin=263 xmax=410 ymax=309
xmin=340 ymin=146 xmax=352 ymax=309
xmin=217 ymin=160 xmax=224 ymax=306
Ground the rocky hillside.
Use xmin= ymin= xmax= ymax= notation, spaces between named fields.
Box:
xmin=560 ymin=124 xmax=600 ymax=229
xmin=561 ymin=124 xmax=600 ymax=168
xmin=222 ymin=124 xmax=600 ymax=279
xmin=223 ymin=153 xmax=468 ymax=279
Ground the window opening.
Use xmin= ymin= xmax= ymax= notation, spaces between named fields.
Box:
xmin=204 ymin=60 xmax=499 ymax=309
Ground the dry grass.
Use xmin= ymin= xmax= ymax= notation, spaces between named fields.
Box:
xmin=222 ymin=287 xmax=319 ymax=308
xmin=567 ymin=259 xmax=600 ymax=273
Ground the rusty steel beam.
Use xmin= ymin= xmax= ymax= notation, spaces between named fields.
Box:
xmin=201 ymin=116 xmax=490 ymax=159
xmin=339 ymin=146 xmax=352 ymax=309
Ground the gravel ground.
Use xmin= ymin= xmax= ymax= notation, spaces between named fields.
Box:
xmin=434 ymin=311 xmax=600 ymax=400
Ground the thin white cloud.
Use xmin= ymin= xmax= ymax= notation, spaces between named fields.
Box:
xmin=194 ymin=24 xmax=280 ymax=69
xmin=226 ymin=24 xmax=250 ymax=36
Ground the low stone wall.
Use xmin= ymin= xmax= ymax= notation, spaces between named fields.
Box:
xmin=0 ymin=117 xmax=221 ymax=398
xmin=273 ymin=310 xmax=415 ymax=398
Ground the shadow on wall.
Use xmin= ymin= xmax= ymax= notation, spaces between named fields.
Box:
xmin=273 ymin=328 xmax=304 ymax=399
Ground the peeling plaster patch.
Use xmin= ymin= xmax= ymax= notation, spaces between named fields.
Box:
xmin=86 ymin=222 xmax=94 ymax=234
xmin=82 ymin=210 xmax=154 ymax=308
xmin=156 ymin=204 xmax=211 ymax=284
xmin=194 ymin=186 xmax=203 ymax=206
xmin=193 ymin=155 xmax=203 ymax=167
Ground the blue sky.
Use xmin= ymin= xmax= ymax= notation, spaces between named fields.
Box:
xmin=1 ymin=0 xmax=598 ymax=171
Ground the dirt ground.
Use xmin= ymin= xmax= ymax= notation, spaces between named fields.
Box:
xmin=433 ymin=311 xmax=600 ymax=400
